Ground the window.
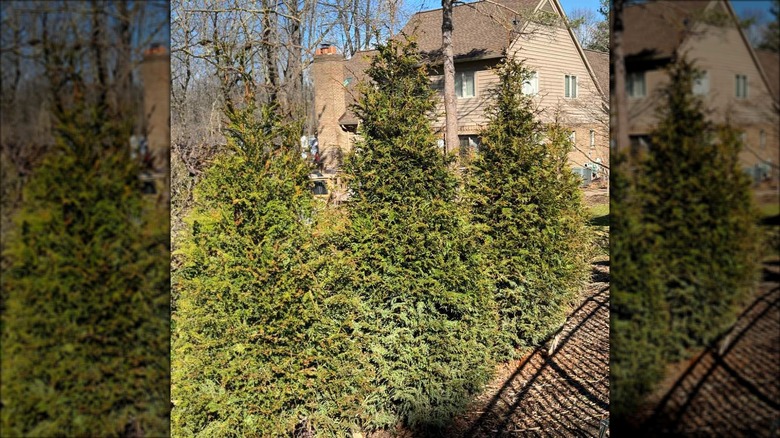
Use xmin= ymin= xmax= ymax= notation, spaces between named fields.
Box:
xmin=693 ymin=71 xmax=709 ymax=95
xmin=739 ymin=131 xmax=747 ymax=144
xmin=459 ymin=135 xmax=481 ymax=162
xmin=455 ymin=71 xmax=475 ymax=98
xmin=459 ymin=135 xmax=481 ymax=149
xmin=522 ymin=71 xmax=539 ymax=95
xmin=569 ymin=130 xmax=576 ymax=144
xmin=627 ymin=71 xmax=646 ymax=97
xmin=760 ymin=130 xmax=766 ymax=149
xmin=590 ymin=130 xmax=596 ymax=149
xmin=736 ymin=74 xmax=748 ymax=99
xmin=564 ymin=75 xmax=577 ymax=98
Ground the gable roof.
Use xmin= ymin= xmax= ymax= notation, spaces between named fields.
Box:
xmin=399 ymin=0 xmax=540 ymax=62
xmin=755 ymin=49 xmax=780 ymax=101
xmin=583 ymin=49 xmax=609 ymax=95
xmin=339 ymin=50 xmax=376 ymax=126
xmin=624 ymin=1 xmax=708 ymax=61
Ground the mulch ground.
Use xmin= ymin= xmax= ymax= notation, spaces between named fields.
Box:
xmin=623 ymin=260 xmax=780 ymax=437
xmin=439 ymin=259 xmax=611 ymax=438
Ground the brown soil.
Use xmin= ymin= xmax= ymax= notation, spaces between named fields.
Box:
xmin=583 ymin=187 xmax=609 ymax=207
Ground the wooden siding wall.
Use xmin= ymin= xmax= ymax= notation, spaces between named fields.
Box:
xmin=627 ymin=10 xmax=779 ymax=175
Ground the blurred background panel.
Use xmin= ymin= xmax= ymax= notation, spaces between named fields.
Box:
xmin=1 ymin=1 xmax=170 ymax=436
xmin=610 ymin=0 xmax=779 ymax=436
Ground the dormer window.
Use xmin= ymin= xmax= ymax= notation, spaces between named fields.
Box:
xmin=455 ymin=71 xmax=475 ymax=98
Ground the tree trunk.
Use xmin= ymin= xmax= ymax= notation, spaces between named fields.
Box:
xmin=262 ymin=0 xmax=279 ymax=106
xmin=611 ymin=0 xmax=630 ymax=158
xmin=442 ymin=0 xmax=458 ymax=156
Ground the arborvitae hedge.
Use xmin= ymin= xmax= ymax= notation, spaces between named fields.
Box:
xmin=642 ymin=60 xmax=760 ymax=356
xmin=0 ymin=105 xmax=170 ymax=436
xmin=341 ymin=39 xmax=498 ymax=431
xmin=610 ymin=59 xmax=761 ymax=423
xmin=610 ymin=153 xmax=669 ymax=421
xmin=466 ymin=58 xmax=589 ymax=359
xmin=171 ymin=105 xmax=369 ymax=436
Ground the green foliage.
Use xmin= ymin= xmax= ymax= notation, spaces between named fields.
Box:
xmin=171 ymin=104 xmax=369 ymax=436
xmin=341 ymin=39 xmax=498 ymax=431
xmin=610 ymin=59 xmax=761 ymax=422
xmin=609 ymin=153 xmax=668 ymax=421
xmin=466 ymin=58 xmax=590 ymax=359
xmin=0 ymin=104 xmax=170 ymax=437
xmin=644 ymin=60 xmax=760 ymax=355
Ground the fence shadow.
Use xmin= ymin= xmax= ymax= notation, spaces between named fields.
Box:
xmin=632 ymin=279 xmax=780 ymax=437
xmin=406 ymin=261 xmax=610 ymax=437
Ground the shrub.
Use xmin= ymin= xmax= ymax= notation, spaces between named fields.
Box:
xmin=466 ymin=58 xmax=590 ymax=359
xmin=170 ymin=104 xmax=369 ymax=436
xmin=640 ymin=59 xmax=760 ymax=357
xmin=341 ymin=39 xmax=498 ymax=431
xmin=0 ymin=104 xmax=170 ymax=436
xmin=609 ymin=153 xmax=668 ymax=421
xmin=610 ymin=58 xmax=761 ymax=423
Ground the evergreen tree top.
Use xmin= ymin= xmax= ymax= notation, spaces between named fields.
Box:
xmin=346 ymin=38 xmax=457 ymax=206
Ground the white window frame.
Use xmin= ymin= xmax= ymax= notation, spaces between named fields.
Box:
xmin=569 ymin=130 xmax=576 ymax=144
xmin=735 ymin=74 xmax=748 ymax=99
xmin=760 ymin=130 xmax=766 ymax=149
xmin=564 ymin=75 xmax=578 ymax=98
xmin=693 ymin=71 xmax=709 ymax=95
xmin=522 ymin=71 xmax=539 ymax=96
xmin=590 ymin=130 xmax=596 ymax=149
xmin=627 ymin=71 xmax=646 ymax=98
xmin=455 ymin=71 xmax=476 ymax=98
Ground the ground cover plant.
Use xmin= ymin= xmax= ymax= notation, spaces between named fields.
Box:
xmin=0 ymin=103 xmax=170 ymax=437
xmin=466 ymin=58 xmax=590 ymax=360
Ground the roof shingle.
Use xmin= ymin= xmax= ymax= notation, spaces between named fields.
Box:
xmin=583 ymin=49 xmax=608 ymax=95
xmin=399 ymin=0 xmax=540 ymax=61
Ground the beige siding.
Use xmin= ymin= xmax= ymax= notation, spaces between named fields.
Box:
xmin=429 ymin=59 xmax=502 ymax=134
xmin=508 ymin=22 xmax=605 ymax=126
xmin=627 ymin=4 xmax=779 ymax=176
xmin=507 ymin=20 xmax=609 ymax=166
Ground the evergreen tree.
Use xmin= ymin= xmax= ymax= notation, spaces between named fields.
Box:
xmin=466 ymin=58 xmax=590 ymax=359
xmin=609 ymin=153 xmax=669 ymax=424
xmin=610 ymin=59 xmax=761 ymax=425
xmin=341 ymin=39 xmax=498 ymax=431
xmin=758 ymin=0 xmax=779 ymax=52
xmin=642 ymin=59 xmax=760 ymax=357
xmin=0 ymin=104 xmax=170 ymax=436
xmin=170 ymin=104 xmax=368 ymax=436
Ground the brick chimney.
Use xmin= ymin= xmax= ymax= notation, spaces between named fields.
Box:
xmin=311 ymin=44 xmax=348 ymax=170
xmin=315 ymin=43 xmax=339 ymax=56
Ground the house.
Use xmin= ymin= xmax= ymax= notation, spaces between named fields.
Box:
xmin=623 ymin=0 xmax=779 ymax=183
xmin=311 ymin=0 xmax=609 ymax=176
